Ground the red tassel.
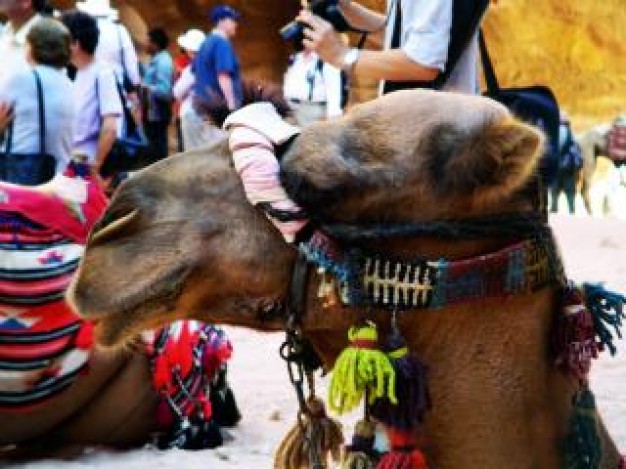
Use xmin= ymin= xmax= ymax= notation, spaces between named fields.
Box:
xmin=74 ymin=322 xmax=94 ymax=350
xmin=377 ymin=429 xmax=428 ymax=469
xmin=552 ymin=286 xmax=598 ymax=381
xmin=198 ymin=393 xmax=213 ymax=420
xmin=177 ymin=323 xmax=194 ymax=377
xmin=153 ymin=353 xmax=172 ymax=392
xmin=619 ymin=455 xmax=626 ymax=469
xmin=156 ymin=399 xmax=174 ymax=428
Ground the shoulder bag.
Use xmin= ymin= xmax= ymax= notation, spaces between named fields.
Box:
xmin=95 ymin=71 xmax=149 ymax=179
xmin=479 ymin=30 xmax=561 ymax=186
xmin=0 ymin=70 xmax=56 ymax=186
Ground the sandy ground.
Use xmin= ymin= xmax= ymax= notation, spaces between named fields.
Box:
xmin=7 ymin=208 xmax=626 ymax=468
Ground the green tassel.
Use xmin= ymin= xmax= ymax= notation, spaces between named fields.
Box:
xmin=563 ymin=389 xmax=602 ymax=469
xmin=328 ymin=322 xmax=396 ymax=415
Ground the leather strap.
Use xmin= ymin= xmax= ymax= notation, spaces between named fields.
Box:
xmin=4 ymin=70 xmax=46 ymax=155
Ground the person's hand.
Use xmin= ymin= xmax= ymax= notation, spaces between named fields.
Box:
xmin=0 ymin=102 xmax=13 ymax=132
xmin=297 ymin=10 xmax=349 ymax=69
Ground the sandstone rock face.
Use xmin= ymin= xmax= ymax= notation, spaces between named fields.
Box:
xmin=53 ymin=0 xmax=625 ymax=127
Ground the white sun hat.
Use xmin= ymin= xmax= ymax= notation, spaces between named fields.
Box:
xmin=177 ymin=29 xmax=206 ymax=53
xmin=76 ymin=0 xmax=117 ymax=19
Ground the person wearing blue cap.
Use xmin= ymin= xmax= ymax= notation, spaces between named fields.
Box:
xmin=186 ymin=5 xmax=241 ymax=141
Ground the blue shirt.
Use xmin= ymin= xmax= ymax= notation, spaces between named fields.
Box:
xmin=193 ymin=33 xmax=242 ymax=108
xmin=143 ymin=50 xmax=174 ymax=122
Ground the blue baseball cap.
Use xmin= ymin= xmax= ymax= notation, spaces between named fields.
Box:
xmin=210 ymin=5 xmax=241 ymax=24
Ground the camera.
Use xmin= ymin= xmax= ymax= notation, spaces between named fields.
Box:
xmin=280 ymin=0 xmax=351 ymax=50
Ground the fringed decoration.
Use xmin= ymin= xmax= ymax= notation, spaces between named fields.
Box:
xmin=563 ymin=388 xmax=602 ymax=469
xmin=619 ymin=455 xmax=626 ymax=469
xmin=274 ymin=397 xmax=344 ymax=469
xmin=583 ymin=283 xmax=625 ymax=356
xmin=552 ymin=285 xmax=599 ymax=381
xmin=210 ymin=365 xmax=242 ymax=428
xmin=341 ymin=419 xmax=378 ymax=469
xmin=328 ymin=322 xmax=396 ymax=415
xmin=370 ymin=330 xmax=430 ymax=430
xmin=149 ymin=322 xmax=236 ymax=450
xmin=376 ymin=428 xmax=428 ymax=469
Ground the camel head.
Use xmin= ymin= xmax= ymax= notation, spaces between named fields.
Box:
xmin=69 ymin=89 xmax=544 ymax=347
xmin=68 ymin=143 xmax=297 ymax=346
xmin=281 ymin=89 xmax=544 ymax=223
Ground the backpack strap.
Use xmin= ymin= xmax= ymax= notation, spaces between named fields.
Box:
xmin=478 ymin=29 xmax=500 ymax=94
xmin=34 ymin=70 xmax=46 ymax=156
xmin=95 ymin=68 xmax=136 ymax=136
xmin=116 ymin=24 xmax=133 ymax=90
xmin=4 ymin=70 xmax=46 ymax=155
xmin=433 ymin=0 xmax=490 ymax=89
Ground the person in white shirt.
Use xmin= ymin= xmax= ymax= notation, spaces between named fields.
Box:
xmin=75 ymin=0 xmax=141 ymax=131
xmin=0 ymin=18 xmax=75 ymax=179
xmin=172 ymin=29 xmax=205 ymax=151
xmin=75 ymin=0 xmax=140 ymax=91
xmin=61 ymin=9 xmax=122 ymax=180
xmin=296 ymin=0 xmax=486 ymax=95
xmin=0 ymin=0 xmax=48 ymax=88
xmin=283 ymin=50 xmax=343 ymax=127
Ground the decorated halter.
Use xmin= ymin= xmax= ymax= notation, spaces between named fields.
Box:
xmin=301 ymin=228 xmax=562 ymax=311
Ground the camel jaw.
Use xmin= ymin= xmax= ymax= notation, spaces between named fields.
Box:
xmin=67 ymin=263 xmax=191 ymax=347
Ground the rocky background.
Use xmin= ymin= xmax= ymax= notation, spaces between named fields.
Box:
xmin=51 ymin=0 xmax=626 ymax=129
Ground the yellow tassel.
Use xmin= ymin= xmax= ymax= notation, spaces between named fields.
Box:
xmin=328 ymin=322 xmax=396 ymax=414
xmin=274 ymin=397 xmax=344 ymax=468
xmin=341 ymin=452 xmax=377 ymax=469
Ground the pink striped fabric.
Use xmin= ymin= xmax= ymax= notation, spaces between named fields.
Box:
xmin=228 ymin=125 xmax=308 ymax=243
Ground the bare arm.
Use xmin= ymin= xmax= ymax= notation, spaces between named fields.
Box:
xmin=351 ymin=49 xmax=439 ymax=82
xmin=218 ymin=73 xmax=236 ymax=111
xmin=300 ymin=12 xmax=439 ymax=82
xmin=93 ymin=115 xmax=119 ymax=174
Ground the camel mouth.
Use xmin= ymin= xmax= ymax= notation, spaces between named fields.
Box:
xmin=90 ymin=298 xmax=174 ymax=348
xmin=69 ymin=261 xmax=192 ymax=342
xmin=279 ymin=166 xmax=345 ymax=215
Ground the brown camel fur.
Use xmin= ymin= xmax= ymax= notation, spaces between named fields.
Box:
xmin=69 ymin=90 xmax=621 ymax=468
xmin=0 ymin=347 xmax=158 ymax=452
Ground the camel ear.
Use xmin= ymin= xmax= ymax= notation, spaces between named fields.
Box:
xmin=425 ymin=118 xmax=544 ymax=203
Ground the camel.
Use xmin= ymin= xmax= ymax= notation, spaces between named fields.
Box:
xmin=69 ymin=89 xmax=624 ymax=468
xmin=578 ymin=125 xmax=611 ymax=215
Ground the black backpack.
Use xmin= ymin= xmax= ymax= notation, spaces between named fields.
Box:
xmin=478 ymin=31 xmax=561 ymax=186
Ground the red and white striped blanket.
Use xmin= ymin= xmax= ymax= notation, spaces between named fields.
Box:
xmin=0 ymin=171 xmax=106 ymax=409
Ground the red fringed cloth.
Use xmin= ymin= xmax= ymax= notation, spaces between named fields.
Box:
xmin=0 ymin=169 xmax=106 ymax=410
xmin=144 ymin=321 xmax=235 ymax=449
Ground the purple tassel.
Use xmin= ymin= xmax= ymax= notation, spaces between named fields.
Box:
xmin=552 ymin=285 xmax=598 ymax=382
xmin=370 ymin=331 xmax=431 ymax=430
